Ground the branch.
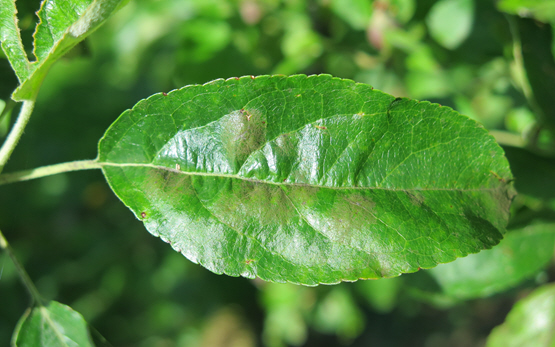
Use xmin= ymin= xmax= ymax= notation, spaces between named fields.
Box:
xmin=0 ymin=100 xmax=35 ymax=173
xmin=0 ymin=228 xmax=44 ymax=305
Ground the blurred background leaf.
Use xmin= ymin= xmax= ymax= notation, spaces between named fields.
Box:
xmin=428 ymin=223 xmax=555 ymax=300
xmin=497 ymin=0 xmax=555 ymax=24
xmin=486 ymin=283 xmax=555 ymax=347
xmin=426 ymin=0 xmax=474 ymax=50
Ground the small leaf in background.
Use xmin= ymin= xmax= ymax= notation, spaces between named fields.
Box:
xmin=388 ymin=0 xmax=416 ymax=24
xmin=497 ymin=0 xmax=555 ymax=23
xmin=428 ymin=224 xmax=555 ymax=300
xmin=515 ymin=17 xmax=555 ymax=132
xmin=313 ymin=287 xmax=364 ymax=341
xmin=355 ymin=276 xmax=403 ymax=313
xmin=330 ymin=0 xmax=372 ymax=30
xmin=426 ymin=0 xmax=474 ymax=50
xmin=98 ymin=74 xmax=515 ymax=285
xmin=12 ymin=301 xmax=94 ymax=347
xmin=0 ymin=0 xmax=127 ymax=101
xmin=199 ymin=307 xmax=256 ymax=347
xmin=261 ymin=283 xmax=313 ymax=347
xmin=405 ymin=46 xmax=451 ymax=99
xmin=486 ymin=283 xmax=555 ymax=347
xmin=273 ymin=12 xmax=322 ymax=74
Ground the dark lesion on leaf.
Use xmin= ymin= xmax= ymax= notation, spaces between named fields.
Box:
xmin=140 ymin=211 xmax=147 ymax=219
xmin=489 ymin=170 xmax=510 ymax=183
xmin=386 ymin=97 xmax=404 ymax=119
xmin=462 ymin=208 xmax=504 ymax=248
xmin=406 ymin=191 xmax=425 ymax=206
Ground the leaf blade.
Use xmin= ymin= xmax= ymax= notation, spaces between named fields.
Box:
xmin=9 ymin=0 xmax=127 ymax=101
xmin=12 ymin=301 xmax=94 ymax=347
xmin=429 ymin=223 xmax=555 ymax=299
xmin=98 ymin=74 xmax=515 ymax=285
xmin=487 ymin=283 xmax=555 ymax=347
xmin=0 ymin=0 xmax=31 ymax=81
xmin=426 ymin=0 xmax=474 ymax=50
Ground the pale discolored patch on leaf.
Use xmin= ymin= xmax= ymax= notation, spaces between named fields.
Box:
xmin=98 ymin=74 xmax=515 ymax=285
xmin=220 ymin=108 xmax=267 ymax=167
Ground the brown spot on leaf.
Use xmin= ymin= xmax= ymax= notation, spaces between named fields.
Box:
xmin=406 ymin=191 xmax=425 ymax=206
xmin=141 ymin=212 xmax=147 ymax=218
xmin=490 ymin=170 xmax=506 ymax=183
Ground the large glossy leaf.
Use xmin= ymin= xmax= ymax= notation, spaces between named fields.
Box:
xmin=98 ymin=74 xmax=515 ymax=285
xmin=487 ymin=283 xmax=555 ymax=347
xmin=12 ymin=301 xmax=94 ymax=347
xmin=428 ymin=223 xmax=555 ymax=299
xmin=0 ymin=0 xmax=127 ymax=101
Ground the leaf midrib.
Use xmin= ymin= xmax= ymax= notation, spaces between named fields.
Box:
xmin=99 ymin=162 xmax=498 ymax=192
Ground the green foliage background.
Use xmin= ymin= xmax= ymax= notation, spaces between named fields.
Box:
xmin=1 ymin=0 xmax=554 ymax=346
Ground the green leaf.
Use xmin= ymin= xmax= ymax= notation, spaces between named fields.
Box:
xmin=313 ymin=287 xmax=364 ymax=339
xmin=486 ymin=283 xmax=555 ymax=347
xmin=497 ymin=0 xmax=555 ymax=23
xmin=12 ymin=301 xmax=94 ymax=347
xmin=98 ymin=74 xmax=515 ymax=285
xmin=426 ymin=0 xmax=474 ymax=50
xmin=0 ymin=0 xmax=127 ymax=101
xmin=516 ymin=17 xmax=555 ymax=131
xmin=330 ymin=0 xmax=372 ymax=30
xmin=261 ymin=283 xmax=310 ymax=346
xmin=0 ymin=0 xmax=31 ymax=81
xmin=355 ymin=276 xmax=403 ymax=313
xmin=428 ymin=223 xmax=555 ymax=299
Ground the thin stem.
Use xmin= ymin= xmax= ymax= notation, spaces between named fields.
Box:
xmin=489 ymin=130 xmax=525 ymax=148
xmin=0 ymin=228 xmax=44 ymax=305
xmin=0 ymin=100 xmax=36 ymax=173
xmin=0 ymin=159 xmax=102 ymax=186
